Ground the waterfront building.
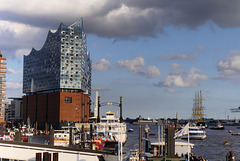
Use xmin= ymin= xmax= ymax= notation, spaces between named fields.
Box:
xmin=23 ymin=19 xmax=91 ymax=127
xmin=0 ymin=51 xmax=6 ymax=123
xmin=5 ymin=97 xmax=23 ymax=123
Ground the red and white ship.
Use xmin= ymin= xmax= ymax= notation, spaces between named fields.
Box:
xmin=93 ymin=111 xmax=127 ymax=148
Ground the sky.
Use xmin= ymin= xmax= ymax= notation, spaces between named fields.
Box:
xmin=2 ymin=0 xmax=240 ymax=120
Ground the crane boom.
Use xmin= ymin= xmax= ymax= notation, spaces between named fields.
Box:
xmin=230 ymin=107 xmax=240 ymax=112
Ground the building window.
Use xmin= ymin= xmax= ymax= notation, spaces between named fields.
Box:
xmin=64 ymin=97 xmax=72 ymax=103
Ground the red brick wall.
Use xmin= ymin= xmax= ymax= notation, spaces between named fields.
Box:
xmin=23 ymin=92 xmax=90 ymax=123
xmin=59 ymin=92 xmax=90 ymax=122
xmin=37 ymin=94 xmax=47 ymax=122
xmin=22 ymin=96 xmax=27 ymax=121
xmin=48 ymin=92 xmax=60 ymax=122
xmin=28 ymin=95 xmax=37 ymax=122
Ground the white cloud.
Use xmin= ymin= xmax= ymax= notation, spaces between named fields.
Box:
xmin=15 ymin=49 xmax=31 ymax=57
xmin=155 ymin=64 xmax=208 ymax=88
xmin=118 ymin=56 xmax=145 ymax=72
xmin=161 ymin=53 xmax=196 ymax=60
xmin=118 ymin=56 xmax=161 ymax=78
xmin=6 ymin=81 xmax=22 ymax=90
xmin=0 ymin=20 xmax=46 ymax=58
xmin=136 ymin=66 xmax=162 ymax=78
xmin=92 ymin=58 xmax=111 ymax=71
xmin=217 ymin=50 xmax=240 ymax=79
xmin=7 ymin=68 xmax=22 ymax=74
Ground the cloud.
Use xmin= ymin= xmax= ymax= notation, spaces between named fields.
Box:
xmin=155 ymin=64 xmax=208 ymax=88
xmin=136 ymin=66 xmax=162 ymax=78
xmin=118 ymin=56 xmax=161 ymax=78
xmin=7 ymin=68 xmax=22 ymax=74
xmin=15 ymin=49 xmax=31 ymax=57
xmin=0 ymin=20 xmax=46 ymax=59
xmin=196 ymin=45 xmax=205 ymax=50
xmin=217 ymin=50 xmax=240 ymax=80
xmin=166 ymin=88 xmax=176 ymax=93
xmin=1 ymin=0 xmax=240 ymax=40
xmin=118 ymin=56 xmax=145 ymax=71
xmin=161 ymin=53 xmax=196 ymax=60
xmin=92 ymin=58 xmax=111 ymax=71
xmin=6 ymin=81 xmax=22 ymax=90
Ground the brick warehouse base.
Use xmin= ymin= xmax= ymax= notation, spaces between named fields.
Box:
xmin=23 ymin=92 xmax=91 ymax=129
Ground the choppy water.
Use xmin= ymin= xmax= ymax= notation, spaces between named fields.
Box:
xmin=124 ymin=124 xmax=240 ymax=161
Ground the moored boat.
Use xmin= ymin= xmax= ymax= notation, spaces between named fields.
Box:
xmin=128 ymin=128 xmax=134 ymax=132
xmin=93 ymin=111 xmax=127 ymax=148
xmin=54 ymin=126 xmax=80 ymax=147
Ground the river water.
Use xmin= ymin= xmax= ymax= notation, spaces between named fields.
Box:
xmin=124 ymin=124 xmax=240 ymax=161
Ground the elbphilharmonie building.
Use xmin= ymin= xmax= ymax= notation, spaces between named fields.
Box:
xmin=23 ymin=19 xmax=91 ymax=127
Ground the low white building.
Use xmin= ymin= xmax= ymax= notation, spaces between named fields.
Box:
xmin=150 ymin=139 xmax=194 ymax=156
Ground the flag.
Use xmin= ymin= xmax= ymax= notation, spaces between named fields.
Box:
xmin=174 ymin=122 xmax=189 ymax=138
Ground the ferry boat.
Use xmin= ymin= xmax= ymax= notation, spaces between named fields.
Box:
xmin=93 ymin=111 xmax=127 ymax=148
xmin=180 ymin=126 xmax=206 ymax=140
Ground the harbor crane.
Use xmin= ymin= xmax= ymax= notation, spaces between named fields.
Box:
xmin=230 ymin=107 xmax=240 ymax=113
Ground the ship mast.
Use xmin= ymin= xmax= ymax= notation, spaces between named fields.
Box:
xmin=192 ymin=90 xmax=205 ymax=122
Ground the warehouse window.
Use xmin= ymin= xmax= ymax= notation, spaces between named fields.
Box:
xmin=65 ymin=97 xmax=72 ymax=103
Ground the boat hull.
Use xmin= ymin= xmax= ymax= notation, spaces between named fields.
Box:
xmin=181 ymin=135 xmax=206 ymax=140
xmin=210 ymin=127 xmax=225 ymax=130
xmin=104 ymin=140 xmax=126 ymax=148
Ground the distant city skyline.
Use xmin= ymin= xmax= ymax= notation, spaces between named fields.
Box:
xmin=2 ymin=0 xmax=240 ymax=119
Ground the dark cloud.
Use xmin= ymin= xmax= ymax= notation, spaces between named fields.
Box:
xmin=2 ymin=0 xmax=240 ymax=40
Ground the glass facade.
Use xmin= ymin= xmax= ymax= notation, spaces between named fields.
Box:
xmin=23 ymin=19 xmax=91 ymax=95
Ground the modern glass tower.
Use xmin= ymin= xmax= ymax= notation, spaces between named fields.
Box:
xmin=23 ymin=18 xmax=91 ymax=95
xmin=22 ymin=19 xmax=91 ymax=126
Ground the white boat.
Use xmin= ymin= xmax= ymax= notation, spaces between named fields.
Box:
xmin=210 ymin=122 xmax=225 ymax=130
xmin=93 ymin=111 xmax=127 ymax=148
xmin=54 ymin=126 xmax=80 ymax=147
xmin=0 ymin=135 xmax=14 ymax=141
xmin=180 ymin=126 xmax=206 ymax=140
